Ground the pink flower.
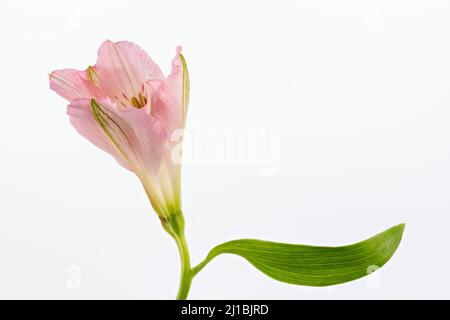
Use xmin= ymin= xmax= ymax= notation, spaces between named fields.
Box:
xmin=49 ymin=41 xmax=189 ymax=222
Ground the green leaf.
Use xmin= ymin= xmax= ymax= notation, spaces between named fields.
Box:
xmin=192 ymin=224 xmax=405 ymax=286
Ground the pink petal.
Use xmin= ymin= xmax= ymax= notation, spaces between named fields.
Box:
xmin=88 ymin=98 xmax=168 ymax=175
xmin=67 ymin=98 xmax=131 ymax=170
xmin=149 ymin=47 xmax=189 ymax=134
xmin=168 ymin=46 xmax=189 ymax=123
xmin=94 ymin=40 xmax=164 ymax=103
xmin=50 ymin=69 xmax=97 ymax=101
xmin=148 ymin=79 xmax=182 ymax=134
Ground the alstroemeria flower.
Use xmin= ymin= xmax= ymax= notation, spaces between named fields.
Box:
xmin=49 ymin=40 xmax=189 ymax=224
xmin=49 ymin=40 xmax=405 ymax=301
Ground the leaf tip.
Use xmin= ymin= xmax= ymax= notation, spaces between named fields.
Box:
xmin=394 ymin=223 xmax=406 ymax=235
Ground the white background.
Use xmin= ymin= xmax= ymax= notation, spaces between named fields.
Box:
xmin=0 ymin=0 xmax=449 ymax=299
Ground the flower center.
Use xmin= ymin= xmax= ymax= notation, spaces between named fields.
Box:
xmin=113 ymin=83 xmax=148 ymax=109
xmin=130 ymin=92 xmax=147 ymax=109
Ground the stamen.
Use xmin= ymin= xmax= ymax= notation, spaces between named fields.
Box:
xmin=139 ymin=92 xmax=147 ymax=107
xmin=131 ymin=96 xmax=142 ymax=109
xmin=86 ymin=66 xmax=99 ymax=87
xmin=129 ymin=91 xmax=148 ymax=109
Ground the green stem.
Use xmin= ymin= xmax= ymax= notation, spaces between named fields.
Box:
xmin=191 ymin=256 xmax=209 ymax=277
xmin=159 ymin=212 xmax=194 ymax=299
xmin=174 ymin=234 xmax=193 ymax=300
